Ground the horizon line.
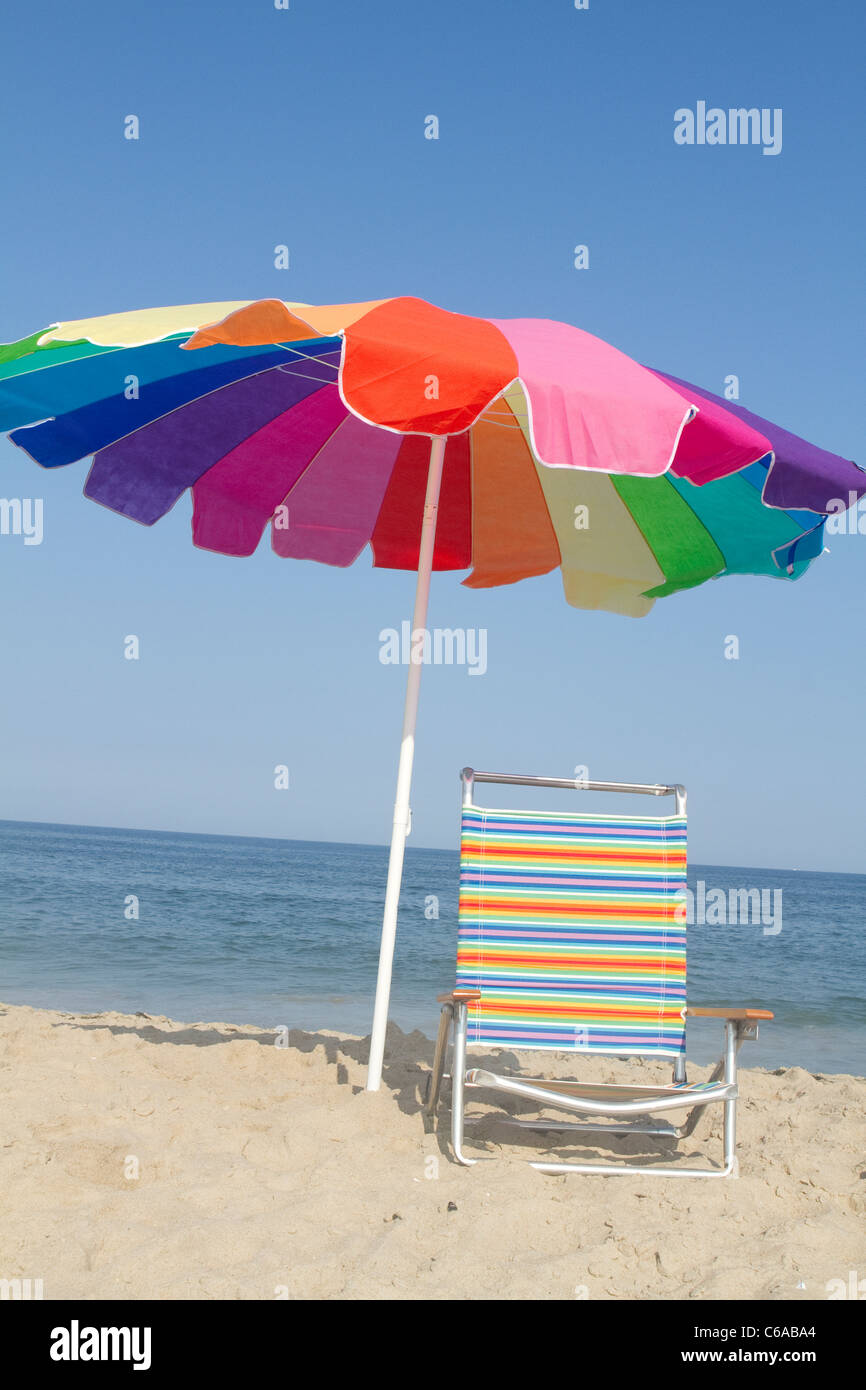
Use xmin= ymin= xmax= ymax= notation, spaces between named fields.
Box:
xmin=0 ymin=815 xmax=862 ymax=879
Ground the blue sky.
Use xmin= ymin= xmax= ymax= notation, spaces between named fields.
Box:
xmin=1 ymin=0 xmax=864 ymax=870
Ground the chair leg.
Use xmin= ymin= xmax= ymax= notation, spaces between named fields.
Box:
xmin=426 ymin=1004 xmax=453 ymax=1114
xmin=723 ymin=1020 xmax=739 ymax=1176
xmin=450 ymin=1001 xmax=477 ymax=1165
xmin=679 ymin=1056 xmax=725 ymax=1139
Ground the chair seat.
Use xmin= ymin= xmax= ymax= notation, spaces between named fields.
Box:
xmin=469 ymin=1074 xmax=724 ymax=1100
xmin=465 ymin=1067 xmax=736 ymax=1117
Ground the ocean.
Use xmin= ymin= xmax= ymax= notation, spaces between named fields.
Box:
xmin=0 ymin=819 xmax=863 ymax=1075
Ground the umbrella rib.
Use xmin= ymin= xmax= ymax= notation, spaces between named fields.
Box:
xmin=272 ymin=341 xmax=340 ymax=387
xmin=274 ymin=342 xmax=341 ymax=370
xmin=274 ymin=366 xmax=341 ymax=386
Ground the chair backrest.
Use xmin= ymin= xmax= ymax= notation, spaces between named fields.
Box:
xmin=456 ymin=801 xmax=687 ymax=1057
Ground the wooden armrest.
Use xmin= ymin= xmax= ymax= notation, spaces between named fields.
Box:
xmin=687 ymin=1006 xmax=774 ymax=1021
xmin=437 ymin=989 xmax=482 ymax=1004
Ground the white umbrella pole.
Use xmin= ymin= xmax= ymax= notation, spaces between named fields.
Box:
xmin=366 ymin=434 xmax=447 ymax=1091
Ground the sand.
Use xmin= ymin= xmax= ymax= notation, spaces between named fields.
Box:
xmin=0 ymin=1000 xmax=863 ymax=1301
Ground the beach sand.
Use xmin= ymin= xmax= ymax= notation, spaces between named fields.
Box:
xmin=1 ymin=1000 xmax=863 ymax=1301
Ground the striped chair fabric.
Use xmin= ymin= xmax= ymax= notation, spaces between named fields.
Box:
xmin=455 ymin=804 xmax=688 ymax=1056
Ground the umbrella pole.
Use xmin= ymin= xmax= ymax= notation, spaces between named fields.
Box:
xmin=366 ymin=434 xmax=447 ymax=1091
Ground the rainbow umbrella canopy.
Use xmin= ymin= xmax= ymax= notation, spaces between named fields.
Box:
xmin=2 ymin=294 xmax=863 ymax=1087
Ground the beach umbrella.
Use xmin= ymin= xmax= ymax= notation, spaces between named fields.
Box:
xmin=2 ymin=294 xmax=862 ymax=1089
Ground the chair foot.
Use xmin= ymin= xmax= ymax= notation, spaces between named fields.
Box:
xmin=452 ymin=1144 xmax=479 ymax=1166
xmin=530 ymin=1159 xmax=737 ymax=1178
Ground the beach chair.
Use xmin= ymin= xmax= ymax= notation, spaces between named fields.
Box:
xmin=426 ymin=768 xmax=772 ymax=1177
